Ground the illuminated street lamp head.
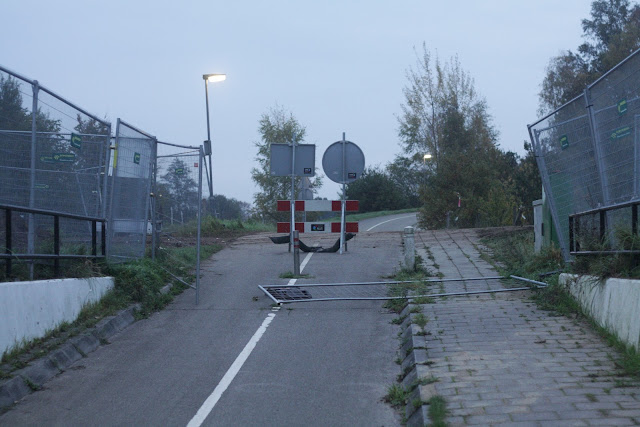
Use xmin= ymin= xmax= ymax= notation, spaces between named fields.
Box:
xmin=203 ymin=73 xmax=226 ymax=82
xmin=423 ymin=153 xmax=432 ymax=160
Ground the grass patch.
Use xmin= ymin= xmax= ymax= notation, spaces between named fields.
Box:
xmin=0 ymin=243 xmax=224 ymax=374
xmin=413 ymin=313 xmax=428 ymax=329
xmin=165 ymin=215 xmax=274 ymax=237
xmin=427 ymin=395 xmax=447 ymax=426
xmin=384 ymin=263 xmax=434 ymax=313
xmin=384 ymin=383 xmax=408 ymax=408
xmin=278 ymin=272 xmax=311 ymax=279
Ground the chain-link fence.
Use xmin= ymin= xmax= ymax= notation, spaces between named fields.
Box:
xmin=529 ymin=48 xmax=640 ymax=260
xmin=107 ymin=119 xmax=155 ymax=262
xmin=0 ymin=64 xmax=207 ymax=298
xmin=153 ymin=144 xmax=204 ymax=302
xmin=0 ymin=65 xmax=110 ymax=277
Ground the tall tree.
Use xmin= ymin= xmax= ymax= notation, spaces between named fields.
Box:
xmin=159 ymin=158 xmax=198 ymax=222
xmin=539 ymin=0 xmax=640 ymax=113
xmin=344 ymin=167 xmax=409 ymax=213
xmin=251 ymin=106 xmax=322 ymax=222
xmin=398 ymin=45 xmax=507 ymax=228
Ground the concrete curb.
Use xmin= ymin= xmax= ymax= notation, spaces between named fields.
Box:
xmin=0 ymin=305 xmax=139 ymax=412
xmin=394 ymin=303 xmax=436 ymax=427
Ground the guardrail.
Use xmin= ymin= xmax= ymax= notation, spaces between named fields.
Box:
xmin=568 ymin=200 xmax=640 ymax=255
xmin=1 ymin=204 xmax=106 ymax=277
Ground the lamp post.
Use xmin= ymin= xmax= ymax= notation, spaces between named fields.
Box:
xmin=203 ymin=73 xmax=226 ymax=199
xmin=423 ymin=153 xmax=432 ymax=164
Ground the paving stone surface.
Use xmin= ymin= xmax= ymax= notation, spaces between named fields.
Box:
xmin=414 ymin=229 xmax=640 ymax=426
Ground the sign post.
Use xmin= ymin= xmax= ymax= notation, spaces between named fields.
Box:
xmin=322 ymin=133 xmax=365 ymax=254
xmin=290 ymin=138 xmax=296 ymax=252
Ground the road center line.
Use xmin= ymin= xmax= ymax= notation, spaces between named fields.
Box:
xmin=366 ymin=214 xmax=416 ymax=231
xmin=187 ymin=247 xmax=315 ymax=426
xmin=299 ymin=250 xmax=314 ymax=272
xmin=186 ymin=312 xmax=276 ymax=427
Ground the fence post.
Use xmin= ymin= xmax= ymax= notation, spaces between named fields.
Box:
xmin=404 ymin=226 xmax=415 ymax=271
xmin=28 ymin=81 xmax=39 ymax=280
xmin=6 ymin=208 xmax=11 ymax=277
xmin=293 ymin=230 xmax=300 ymax=276
xmin=54 ymin=215 xmax=60 ymax=277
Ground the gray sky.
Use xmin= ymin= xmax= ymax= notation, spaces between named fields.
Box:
xmin=2 ymin=0 xmax=593 ymax=202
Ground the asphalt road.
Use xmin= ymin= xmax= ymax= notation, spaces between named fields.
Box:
xmin=359 ymin=212 xmax=418 ymax=232
xmin=1 ymin=214 xmax=412 ymax=426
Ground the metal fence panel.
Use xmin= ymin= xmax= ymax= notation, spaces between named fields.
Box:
xmin=0 ymin=66 xmax=110 ymax=274
xmin=107 ymin=119 xmax=155 ymax=262
xmin=529 ymin=48 xmax=640 ymax=260
xmin=530 ymin=96 xmax=602 ymax=259
xmin=589 ymin=52 xmax=640 ymax=205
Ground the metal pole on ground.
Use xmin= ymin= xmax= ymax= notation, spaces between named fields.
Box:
xmin=293 ymin=230 xmax=300 ymax=276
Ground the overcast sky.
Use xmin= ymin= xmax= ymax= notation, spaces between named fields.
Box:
xmin=1 ymin=0 xmax=593 ymax=202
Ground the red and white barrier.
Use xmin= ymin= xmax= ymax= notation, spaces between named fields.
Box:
xmin=277 ymin=222 xmax=359 ymax=234
xmin=277 ymin=200 xmax=359 ymax=212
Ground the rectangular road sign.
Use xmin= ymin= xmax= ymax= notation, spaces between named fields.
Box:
xmin=277 ymin=200 xmax=359 ymax=212
xmin=277 ymin=222 xmax=359 ymax=233
xmin=270 ymin=143 xmax=315 ymax=176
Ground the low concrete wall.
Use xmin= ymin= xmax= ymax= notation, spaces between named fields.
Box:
xmin=560 ymin=274 xmax=640 ymax=350
xmin=0 ymin=277 xmax=114 ymax=356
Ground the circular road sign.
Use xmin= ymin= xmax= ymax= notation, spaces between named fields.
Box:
xmin=322 ymin=140 xmax=365 ymax=184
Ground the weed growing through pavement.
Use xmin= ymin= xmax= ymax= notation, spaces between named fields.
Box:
xmin=413 ymin=313 xmax=428 ymax=329
xmin=384 ymin=384 xmax=408 ymax=408
xmin=427 ymin=395 xmax=448 ymax=427
xmin=278 ymin=272 xmax=311 ymax=279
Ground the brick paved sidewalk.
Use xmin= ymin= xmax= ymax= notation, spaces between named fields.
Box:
xmin=412 ymin=229 xmax=640 ymax=426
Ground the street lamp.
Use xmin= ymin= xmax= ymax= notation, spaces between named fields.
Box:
xmin=423 ymin=153 xmax=432 ymax=164
xmin=203 ymin=73 xmax=226 ymax=198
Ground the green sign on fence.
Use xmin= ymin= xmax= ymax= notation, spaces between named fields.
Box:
xmin=611 ymin=126 xmax=632 ymax=140
xmin=175 ymin=167 xmax=185 ymax=175
xmin=134 ymin=152 xmax=141 ymax=164
xmin=70 ymin=133 xmax=82 ymax=149
xmin=35 ymin=183 xmax=49 ymax=189
xmin=53 ymin=153 xmax=76 ymax=162
xmin=618 ymin=99 xmax=628 ymax=115
xmin=560 ymin=135 xmax=569 ymax=150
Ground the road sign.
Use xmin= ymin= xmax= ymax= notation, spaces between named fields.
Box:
xmin=322 ymin=140 xmax=365 ymax=184
xmin=270 ymin=143 xmax=316 ymax=176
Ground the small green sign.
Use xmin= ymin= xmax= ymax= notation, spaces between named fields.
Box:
xmin=611 ymin=126 xmax=632 ymax=140
xmin=175 ymin=167 xmax=185 ymax=175
xmin=618 ymin=99 xmax=628 ymax=115
xmin=70 ymin=133 xmax=82 ymax=149
xmin=52 ymin=153 xmax=76 ymax=162
xmin=133 ymin=152 xmax=141 ymax=164
xmin=40 ymin=155 xmax=55 ymax=163
xmin=35 ymin=183 xmax=49 ymax=189
xmin=560 ymin=135 xmax=569 ymax=150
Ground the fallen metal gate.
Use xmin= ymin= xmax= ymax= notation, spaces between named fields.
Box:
xmin=258 ymin=275 xmax=547 ymax=304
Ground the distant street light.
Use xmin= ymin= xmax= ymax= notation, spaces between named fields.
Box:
xmin=203 ymin=73 xmax=226 ymax=198
xmin=423 ymin=153 xmax=432 ymax=163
